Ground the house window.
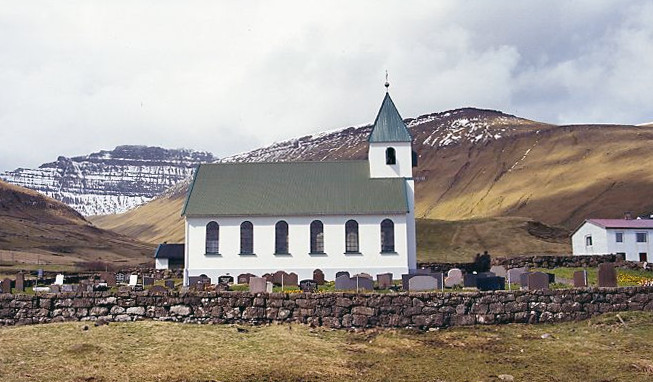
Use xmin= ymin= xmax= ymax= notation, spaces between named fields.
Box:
xmin=640 ymin=253 xmax=648 ymax=262
xmin=240 ymin=221 xmax=253 ymax=255
xmin=380 ymin=219 xmax=395 ymax=253
xmin=206 ymin=221 xmax=219 ymax=254
xmin=615 ymin=232 xmax=624 ymax=243
xmin=637 ymin=232 xmax=648 ymax=243
xmin=275 ymin=221 xmax=289 ymax=254
xmin=345 ymin=220 xmax=359 ymax=253
xmin=310 ymin=220 xmax=324 ymax=254
xmin=385 ymin=147 xmax=396 ymax=165
xmin=585 ymin=235 xmax=592 ymax=246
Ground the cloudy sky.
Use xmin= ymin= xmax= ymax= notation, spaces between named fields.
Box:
xmin=1 ymin=1 xmax=652 ymax=171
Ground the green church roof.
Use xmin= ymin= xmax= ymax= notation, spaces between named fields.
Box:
xmin=182 ymin=161 xmax=409 ymax=217
xmin=368 ymin=92 xmax=412 ymax=143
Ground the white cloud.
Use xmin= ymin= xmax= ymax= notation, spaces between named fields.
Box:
xmin=0 ymin=1 xmax=651 ymax=171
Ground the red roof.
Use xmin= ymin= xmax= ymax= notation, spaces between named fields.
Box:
xmin=587 ymin=219 xmax=653 ymax=229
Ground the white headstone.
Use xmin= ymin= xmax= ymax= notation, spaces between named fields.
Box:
xmin=54 ymin=274 xmax=64 ymax=285
xmin=129 ymin=274 xmax=138 ymax=286
xmin=445 ymin=268 xmax=463 ymax=287
xmin=266 ymin=281 xmax=273 ymax=293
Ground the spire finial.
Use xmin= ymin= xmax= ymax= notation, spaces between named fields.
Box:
xmin=384 ymin=70 xmax=390 ymax=91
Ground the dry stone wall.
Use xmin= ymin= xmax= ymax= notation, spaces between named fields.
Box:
xmin=2 ymin=287 xmax=653 ymax=329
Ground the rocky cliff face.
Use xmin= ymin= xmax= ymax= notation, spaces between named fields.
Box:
xmin=0 ymin=145 xmax=216 ymax=216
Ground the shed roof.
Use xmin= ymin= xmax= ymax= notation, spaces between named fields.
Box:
xmin=181 ymin=160 xmax=408 ymax=217
xmin=368 ymin=92 xmax=412 ymax=143
xmin=154 ymin=243 xmax=184 ymax=260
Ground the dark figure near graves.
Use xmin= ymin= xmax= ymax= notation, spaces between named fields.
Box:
xmin=474 ymin=251 xmax=492 ymax=272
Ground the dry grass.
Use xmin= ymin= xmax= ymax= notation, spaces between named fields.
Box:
xmin=2 ymin=312 xmax=653 ymax=381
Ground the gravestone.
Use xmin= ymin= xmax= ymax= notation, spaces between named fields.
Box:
xmin=463 ymin=272 xmax=494 ymax=288
xmin=526 ymin=272 xmax=549 ymax=290
xmin=50 ymin=285 xmax=61 ymax=293
xmin=61 ymin=284 xmax=75 ymax=293
xmin=115 ymin=272 xmax=127 ymax=283
xmin=313 ymin=269 xmax=325 ymax=285
xmin=15 ymin=273 xmax=24 ymax=293
xmin=353 ymin=273 xmax=372 ymax=279
xmin=402 ymin=274 xmax=415 ymax=291
xmin=249 ymin=277 xmax=267 ymax=293
xmin=272 ymin=271 xmax=289 ymax=286
xmin=547 ymin=273 xmax=556 ymax=284
xmin=129 ymin=274 xmax=138 ymax=286
xmin=237 ymin=273 xmax=255 ymax=284
xmin=573 ymin=270 xmax=588 ymax=288
xmin=262 ymin=273 xmax=274 ymax=282
xmin=266 ymin=281 xmax=273 ymax=293
xmin=164 ymin=279 xmax=175 ymax=289
xmin=335 ymin=275 xmax=353 ymax=290
xmin=445 ymin=268 xmax=463 ymax=287
xmin=1 ymin=278 xmax=11 ymax=294
xmin=408 ymin=275 xmax=438 ymax=292
xmin=54 ymin=274 xmax=64 ymax=285
xmin=351 ymin=276 xmax=374 ymax=291
xmin=477 ymin=276 xmax=505 ymax=291
xmin=376 ymin=273 xmax=393 ymax=289
xmin=299 ymin=279 xmax=318 ymax=293
xmin=507 ymin=268 xmax=528 ymax=286
xmin=490 ymin=265 xmax=507 ymax=278
xmin=143 ymin=277 xmax=155 ymax=286
xmin=519 ymin=272 xmax=530 ymax=287
xmin=598 ymin=263 xmax=617 ymax=287
xmin=335 ymin=271 xmax=350 ymax=279
xmin=100 ymin=272 xmax=116 ymax=287
xmin=149 ymin=285 xmax=168 ymax=295
xmin=286 ymin=272 xmax=299 ymax=287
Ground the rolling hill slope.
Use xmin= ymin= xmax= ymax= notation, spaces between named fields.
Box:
xmin=0 ymin=180 xmax=155 ymax=267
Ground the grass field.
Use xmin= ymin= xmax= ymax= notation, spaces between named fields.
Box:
xmin=1 ymin=312 xmax=653 ymax=381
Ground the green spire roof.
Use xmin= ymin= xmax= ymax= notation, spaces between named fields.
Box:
xmin=368 ymin=92 xmax=412 ymax=143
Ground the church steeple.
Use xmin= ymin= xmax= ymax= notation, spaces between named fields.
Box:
xmin=367 ymin=81 xmax=413 ymax=179
xmin=368 ymin=92 xmax=412 ymax=143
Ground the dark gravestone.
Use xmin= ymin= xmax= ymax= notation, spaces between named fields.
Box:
xmin=573 ymin=270 xmax=588 ymax=288
xmin=286 ymin=272 xmax=299 ymax=287
xmin=15 ymin=273 xmax=24 ymax=293
xmin=519 ymin=272 xmax=531 ymax=288
xmin=237 ymin=273 xmax=255 ymax=284
xmin=353 ymin=273 xmax=372 ymax=279
xmin=115 ymin=273 xmax=127 ymax=283
xmin=272 ymin=271 xmax=289 ymax=286
xmin=477 ymin=276 xmax=505 ymax=291
xmin=1 ymin=278 xmax=11 ymax=293
xmin=262 ymin=273 xmax=274 ymax=282
xmin=218 ymin=275 xmax=233 ymax=285
xmin=133 ymin=284 xmax=144 ymax=292
xmin=335 ymin=275 xmax=353 ymax=290
xmin=149 ymin=285 xmax=168 ymax=295
xmin=376 ymin=273 xmax=393 ymax=289
xmin=299 ymin=279 xmax=318 ymax=293
xmin=526 ymin=272 xmax=549 ymax=290
xmin=464 ymin=272 xmax=495 ymax=288
xmin=351 ymin=276 xmax=374 ymax=291
xmin=143 ymin=277 xmax=155 ymax=286
xmin=313 ymin=269 xmax=325 ymax=285
xmin=547 ymin=273 xmax=556 ymax=284
xmin=335 ymin=271 xmax=350 ymax=279
xmin=164 ymin=279 xmax=175 ymax=289
xmin=598 ymin=263 xmax=617 ymax=287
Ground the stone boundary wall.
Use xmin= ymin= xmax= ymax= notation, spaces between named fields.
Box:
xmin=491 ymin=254 xmax=635 ymax=269
xmin=2 ymin=287 xmax=653 ymax=329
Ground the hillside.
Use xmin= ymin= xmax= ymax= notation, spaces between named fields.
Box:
xmin=90 ymin=107 xmax=653 ymax=258
xmin=0 ymin=145 xmax=215 ymax=216
xmin=0 ymin=179 xmax=155 ymax=267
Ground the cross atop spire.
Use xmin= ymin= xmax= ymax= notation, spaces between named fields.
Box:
xmin=384 ymin=70 xmax=390 ymax=91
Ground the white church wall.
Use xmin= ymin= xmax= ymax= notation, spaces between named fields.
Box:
xmin=368 ymin=142 xmax=412 ymax=178
xmin=185 ymin=213 xmax=410 ymax=282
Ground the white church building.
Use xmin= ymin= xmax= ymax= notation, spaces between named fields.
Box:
xmin=572 ymin=218 xmax=653 ymax=262
xmin=181 ymin=88 xmax=417 ymax=284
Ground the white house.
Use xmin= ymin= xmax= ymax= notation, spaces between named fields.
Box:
xmin=572 ymin=218 xmax=653 ymax=262
xmin=181 ymin=89 xmax=417 ymax=285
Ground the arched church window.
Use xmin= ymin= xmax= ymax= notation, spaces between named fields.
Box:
xmin=240 ymin=221 xmax=254 ymax=254
xmin=386 ymin=147 xmax=396 ymax=165
xmin=310 ymin=220 xmax=324 ymax=253
xmin=381 ymin=219 xmax=395 ymax=253
xmin=275 ymin=221 xmax=289 ymax=254
xmin=206 ymin=221 xmax=219 ymax=254
xmin=345 ymin=220 xmax=359 ymax=253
